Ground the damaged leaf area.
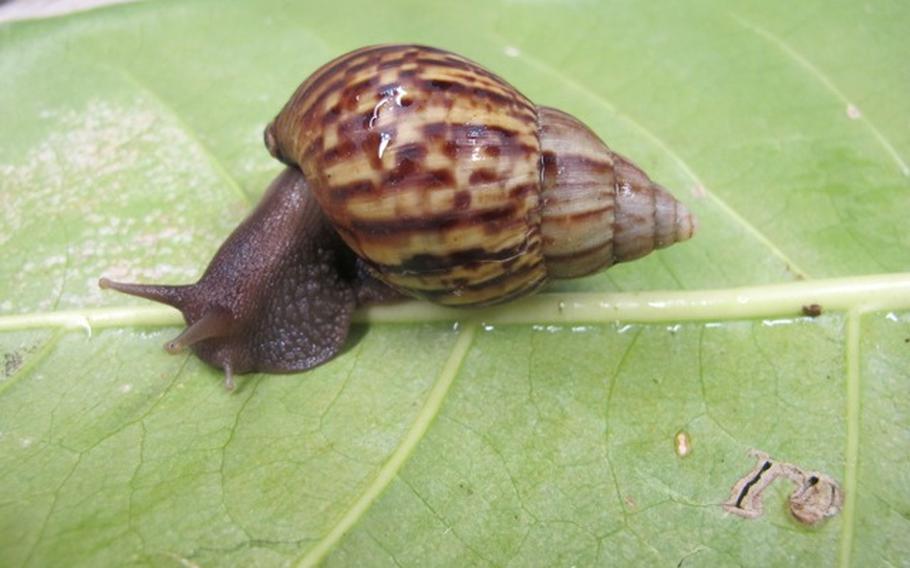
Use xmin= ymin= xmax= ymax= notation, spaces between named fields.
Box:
xmin=724 ymin=450 xmax=844 ymax=525
xmin=1 ymin=1 xmax=909 ymax=567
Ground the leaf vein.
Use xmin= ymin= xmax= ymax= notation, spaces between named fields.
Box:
xmin=294 ymin=322 xmax=478 ymax=566
xmin=838 ymin=309 xmax=861 ymax=568
xmin=604 ymin=327 xmax=643 ymax=520
xmin=397 ymin=475 xmax=497 ymax=566
xmin=730 ymin=13 xmax=910 ymax=177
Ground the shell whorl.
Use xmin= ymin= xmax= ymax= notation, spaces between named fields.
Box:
xmin=266 ymin=45 xmax=696 ymax=305
xmin=267 ymin=45 xmax=546 ymax=306
xmin=538 ymin=107 xmax=696 ymax=278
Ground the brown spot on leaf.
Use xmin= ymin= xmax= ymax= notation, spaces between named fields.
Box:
xmin=802 ymin=304 xmax=823 ymax=317
xmin=3 ymin=351 xmax=24 ymax=377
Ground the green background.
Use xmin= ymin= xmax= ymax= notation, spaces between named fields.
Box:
xmin=1 ymin=0 xmax=908 ymax=566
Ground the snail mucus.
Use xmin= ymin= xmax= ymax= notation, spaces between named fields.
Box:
xmin=100 ymin=45 xmax=698 ymax=389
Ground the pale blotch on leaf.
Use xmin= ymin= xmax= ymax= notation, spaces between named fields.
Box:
xmin=846 ymin=103 xmax=862 ymax=120
xmin=674 ymin=430 xmax=692 ymax=457
xmin=1 ymin=98 xmax=230 ymax=309
xmin=504 ymin=45 xmax=521 ymax=57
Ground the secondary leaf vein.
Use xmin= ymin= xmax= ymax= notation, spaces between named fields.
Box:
xmin=294 ymin=322 xmax=478 ymax=567
xmin=731 ymin=13 xmax=910 ymax=177
xmin=838 ymin=309 xmax=861 ymax=568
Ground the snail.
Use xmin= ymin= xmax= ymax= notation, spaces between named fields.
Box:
xmin=99 ymin=45 xmax=697 ymax=389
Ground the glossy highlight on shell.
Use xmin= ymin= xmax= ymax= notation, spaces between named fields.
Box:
xmin=101 ymin=44 xmax=698 ymax=387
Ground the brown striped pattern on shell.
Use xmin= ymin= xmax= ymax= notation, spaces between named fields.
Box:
xmin=611 ymin=156 xmax=698 ymax=263
xmin=266 ymin=45 xmax=546 ymax=306
xmin=538 ymin=107 xmax=697 ymax=278
xmin=538 ymin=107 xmax=617 ymax=278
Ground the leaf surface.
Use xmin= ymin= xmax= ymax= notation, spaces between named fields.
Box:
xmin=1 ymin=1 xmax=909 ymax=566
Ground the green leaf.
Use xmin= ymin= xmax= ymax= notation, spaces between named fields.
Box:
xmin=1 ymin=1 xmax=909 ymax=566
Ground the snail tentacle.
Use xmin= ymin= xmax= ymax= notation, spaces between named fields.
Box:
xmin=98 ymin=278 xmax=191 ymax=309
xmin=163 ymin=308 xmax=233 ymax=354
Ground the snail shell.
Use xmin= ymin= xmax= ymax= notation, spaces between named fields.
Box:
xmin=100 ymin=44 xmax=697 ymax=388
xmin=265 ymin=45 xmax=695 ymax=306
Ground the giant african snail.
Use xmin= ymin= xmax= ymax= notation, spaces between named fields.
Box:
xmin=100 ymin=45 xmax=697 ymax=389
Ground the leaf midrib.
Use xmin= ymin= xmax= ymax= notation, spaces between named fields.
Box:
xmin=2 ymin=274 xmax=908 ymax=335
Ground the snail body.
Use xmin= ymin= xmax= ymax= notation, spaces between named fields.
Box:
xmin=101 ymin=45 xmax=696 ymax=388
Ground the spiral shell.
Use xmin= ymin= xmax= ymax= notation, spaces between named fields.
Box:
xmin=266 ymin=44 xmax=695 ymax=306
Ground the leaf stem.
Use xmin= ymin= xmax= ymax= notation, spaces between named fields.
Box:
xmin=0 ymin=273 xmax=908 ymax=334
xmin=0 ymin=305 xmax=182 ymax=334
xmin=359 ymin=273 xmax=910 ymax=324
